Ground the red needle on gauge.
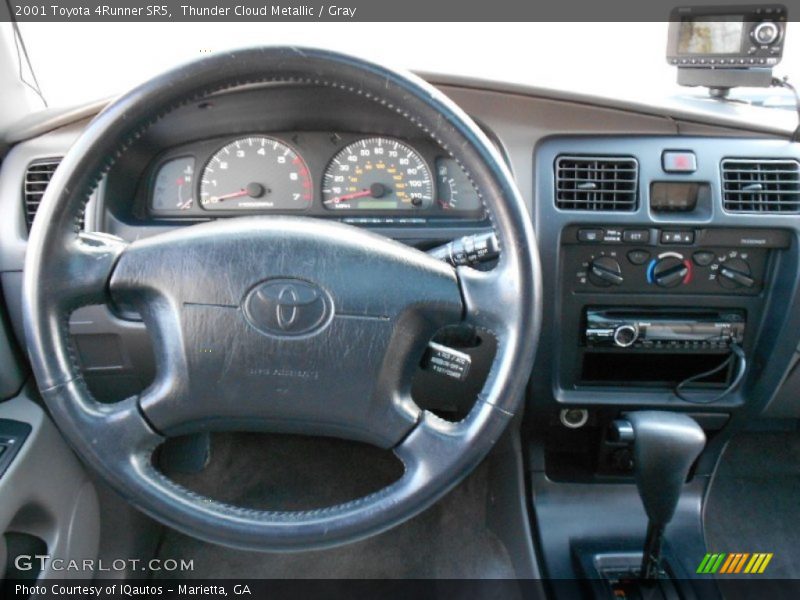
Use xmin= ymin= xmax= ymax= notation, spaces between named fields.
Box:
xmin=212 ymin=189 xmax=249 ymax=202
xmin=327 ymin=184 xmax=390 ymax=204
xmin=327 ymin=189 xmax=373 ymax=204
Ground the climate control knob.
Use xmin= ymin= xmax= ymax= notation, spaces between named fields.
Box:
xmin=588 ymin=256 xmax=623 ymax=287
xmin=651 ymin=256 xmax=689 ymax=288
xmin=718 ymin=258 xmax=754 ymax=289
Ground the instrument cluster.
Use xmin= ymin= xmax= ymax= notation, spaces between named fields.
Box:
xmin=147 ymin=132 xmax=486 ymax=222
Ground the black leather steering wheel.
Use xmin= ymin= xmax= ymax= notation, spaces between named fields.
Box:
xmin=22 ymin=47 xmax=541 ymax=551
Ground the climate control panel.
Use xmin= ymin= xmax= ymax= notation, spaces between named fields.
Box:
xmin=564 ymin=226 xmax=790 ymax=296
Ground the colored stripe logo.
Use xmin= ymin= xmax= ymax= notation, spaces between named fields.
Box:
xmin=697 ymin=553 xmax=773 ymax=574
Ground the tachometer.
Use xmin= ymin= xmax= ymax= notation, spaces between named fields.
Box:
xmin=200 ymin=136 xmax=312 ymax=211
xmin=322 ymin=137 xmax=434 ymax=210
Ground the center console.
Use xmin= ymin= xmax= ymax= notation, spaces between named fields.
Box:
xmin=529 ymin=135 xmax=800 ymax=593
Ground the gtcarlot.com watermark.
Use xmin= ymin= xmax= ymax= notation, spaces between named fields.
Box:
xmin=14 ymin=554 xmax=194 ymax=573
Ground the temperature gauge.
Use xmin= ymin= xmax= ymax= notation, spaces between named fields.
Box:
xmin=435 ymin=157 xmax=482 ymax=212
xmin=151 ymin=157 xmax=196 ymax=212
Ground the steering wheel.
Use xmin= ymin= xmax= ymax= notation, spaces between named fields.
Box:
xmin=22 ymin=47 xmax=541 ymax=551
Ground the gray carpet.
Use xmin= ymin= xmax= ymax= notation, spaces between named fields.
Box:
xmin=704 ymin=431 xmax=800 ymax=580
xmin=154 ymin=432 xmax=516 ymax=579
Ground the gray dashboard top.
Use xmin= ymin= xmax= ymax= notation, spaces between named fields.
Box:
xmin=2 ymin=71 xmax=796 ymax=146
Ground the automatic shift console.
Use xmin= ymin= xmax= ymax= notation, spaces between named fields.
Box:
xmin=618 ymin=412 xmax=707 ymax=579
xmin=575 ymin=412 xmax=707 ymax=599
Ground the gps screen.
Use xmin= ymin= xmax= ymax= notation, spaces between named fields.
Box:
xmin=677 ymin=17 xmax=744 ymax=54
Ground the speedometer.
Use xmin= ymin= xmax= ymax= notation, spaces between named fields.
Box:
xmin=322 ymin=137 xmax=434 ymax=210
xmin=200 ymin=136 xmax=312 ymax=211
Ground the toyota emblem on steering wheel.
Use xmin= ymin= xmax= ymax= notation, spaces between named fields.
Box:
xmin=244 ymin=278 xmax=333 ymax=337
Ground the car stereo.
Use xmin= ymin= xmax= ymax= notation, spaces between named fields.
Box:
xmin=585 ymin=308 xmax=745 ymax=349
xmin=667 ymin=5 xmax=786 ymax=68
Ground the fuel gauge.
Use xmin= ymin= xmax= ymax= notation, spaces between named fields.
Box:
xmin=151 ymin=157 xmax=196 ymax=212
xmin=436 ymin=157 xmax=482 ymax=212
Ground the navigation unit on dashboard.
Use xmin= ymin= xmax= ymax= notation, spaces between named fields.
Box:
xmin=666 ymin=4 xmax=788 ymax=92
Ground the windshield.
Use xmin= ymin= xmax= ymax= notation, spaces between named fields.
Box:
xmin=12 ymin=22 xmax=800 ymax=111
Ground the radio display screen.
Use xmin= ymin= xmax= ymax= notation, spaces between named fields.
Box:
xmin=677 ymin=17 xmax=745 ymax=55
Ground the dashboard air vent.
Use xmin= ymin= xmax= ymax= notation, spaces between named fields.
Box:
xmin=555 ymin=156 xmax=638 ymax=211
xmin=721 ymin=159 xmax=800 ymax=213
xmin=24 ymin=158 xmax=65 ymax=231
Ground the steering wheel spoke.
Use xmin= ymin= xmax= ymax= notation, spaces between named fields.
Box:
xmin=57 ymin=232 xmax=128 ymax=310
xmin=457 ymin=258 xmax=518 ymax=335
xmin=394 ymin=400 xmax=514 ymax=492
xmin=41 ymin=380 xmax=162 ymax=482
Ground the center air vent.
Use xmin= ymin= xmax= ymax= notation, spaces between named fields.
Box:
xmin=721 ymin=159 xmax=800 ymax=213
xmin=555 ymin=156 xmax=638 ymax=212
xmin=24 ymin=158 xmax=65 ymax=231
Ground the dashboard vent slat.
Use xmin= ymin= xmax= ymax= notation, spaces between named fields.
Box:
xmin=721 ymin=159 xmax=800 ymax=213
xmin=555 ymin=156 xmax=638 ymax=211
xmin=23 ymin=158 xmax=81 ymax=231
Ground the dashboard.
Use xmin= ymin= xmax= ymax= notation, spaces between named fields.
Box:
xmin=2 ymin=79 xmax=800 ymax=426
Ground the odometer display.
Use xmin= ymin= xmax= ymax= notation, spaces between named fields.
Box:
xmin=200 ymin=136 xmax=312 ymax=211
xmin=322 ymin=137 xmax=434 ymax=210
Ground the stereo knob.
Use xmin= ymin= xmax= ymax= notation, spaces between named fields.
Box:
xmin=588 ymin=256 xmax=623 ymax=287
xmin=613 ymin=324 xmax=639 ymax=348
xmin=652 ymin=256 xmax=689 ymax=288
xmin=718 ymin=258 xmax=754 ymax=289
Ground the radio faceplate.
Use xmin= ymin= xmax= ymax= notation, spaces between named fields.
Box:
xmin=585 ymin=308 xmax=745 ymax=350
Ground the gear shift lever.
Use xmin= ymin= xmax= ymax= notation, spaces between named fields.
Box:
xmin=612 ymin=411 xmax=706 ymax=580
